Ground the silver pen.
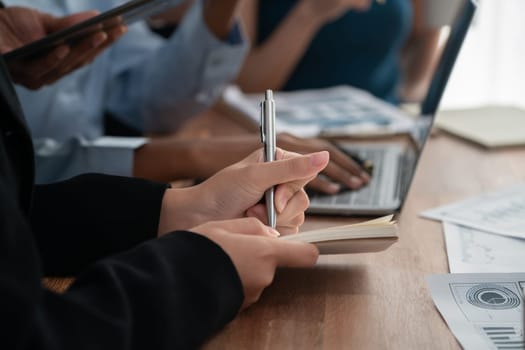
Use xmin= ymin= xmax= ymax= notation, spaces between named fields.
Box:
xmin=260 ymin=89 xmax=276 ymax=228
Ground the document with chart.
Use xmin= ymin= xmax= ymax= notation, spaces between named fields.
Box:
xmin=221 ymin=85 xmax=416 ymax=138
xmin=421 ymin=183 xmax=525 ymax=239
xmin=427 ymin=273 xmax=525 ymax=350
xmin=443 ymin=222 xmax=525 ymax=273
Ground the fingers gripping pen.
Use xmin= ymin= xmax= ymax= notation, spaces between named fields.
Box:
xmin=260 ymin=89 xmax=277 ymax=228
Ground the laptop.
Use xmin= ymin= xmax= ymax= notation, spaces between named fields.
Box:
xmin=308 ymin=0 xmax=477 ymax=215
xmin=4 ymin=0 xmax=175 ymax=62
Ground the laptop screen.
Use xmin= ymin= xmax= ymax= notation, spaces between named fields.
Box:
xmin=396 ymin=0 xmax=477 ymax=207
xmin=306 ymin=0 xmax=477 ymax=215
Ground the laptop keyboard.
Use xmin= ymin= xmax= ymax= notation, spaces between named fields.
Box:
xmin=346 ymin=148 xmax=386 ymax=205
xmin=309 ymin=145 xmax=418 ymax=209
xmin=311 ymin=147 xmax=388 ymax=207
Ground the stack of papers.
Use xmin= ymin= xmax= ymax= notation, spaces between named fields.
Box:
xmin=221 ymin=85 xmax=417 ymax=138
xmin=420 ymin=183 xmax=525 ymax=273
xmin=423 ymin=184 xmax=525 ymax=349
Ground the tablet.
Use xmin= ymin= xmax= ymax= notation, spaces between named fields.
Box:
xmin=3 ymin=0 xmax=173 ymax=62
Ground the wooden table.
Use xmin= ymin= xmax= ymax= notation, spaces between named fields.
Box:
xmin=199 ymin=124 xmax=525 ymax=349
xmin=44 ymin=110 xmax=525 ymax=349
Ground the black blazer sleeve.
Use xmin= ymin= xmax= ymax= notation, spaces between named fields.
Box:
xmin=30 ymin=173 xmax=170 ymax=276
xmin=1 ymin=179 xmax=244 ymax=350
xmin=32 ymin=232 xmax=244 ymax=350
xmin=0 ymin=51 xmax=244 ymax=349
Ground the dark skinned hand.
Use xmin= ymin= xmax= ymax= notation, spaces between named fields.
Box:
xmin=0 ymin=6 xmax=127 ymax=89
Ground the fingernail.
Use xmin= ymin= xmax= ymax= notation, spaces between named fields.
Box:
xmin=92 ymin=32 xmax=107 ymax=48
xmin=360 ymin=171 xmax=371 ymax=182
xmin=327 ymin=182 xmax=342 ymax=193
xmin=277 ymin=196 xmax=288 ymax=213
xmin=310 ymin=151 xmax=328 ymax=167
xmin=55 ymin=46 xmax=69 ymax=59
xmin=268 ymin=227 xmax=281 ymax=237
xmin=349 ymin=176 xmax=363 ymax=188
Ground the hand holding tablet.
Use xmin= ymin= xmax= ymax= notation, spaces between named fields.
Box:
xmin=1 ymin=0 xmax=172 ymax=89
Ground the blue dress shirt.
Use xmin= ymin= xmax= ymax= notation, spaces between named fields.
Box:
xmin=8 ymin=0 xmax=248 ymax=183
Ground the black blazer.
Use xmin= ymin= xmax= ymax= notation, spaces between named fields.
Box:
xmin=0 ymin=58 xmax=242 ymax=349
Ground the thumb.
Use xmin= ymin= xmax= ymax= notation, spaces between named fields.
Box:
xmin=254 ymin=151 xmax=329 ymax=191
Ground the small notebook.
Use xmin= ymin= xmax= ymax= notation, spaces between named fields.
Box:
xmin=281 ymin=215 xmax=398 ymax=254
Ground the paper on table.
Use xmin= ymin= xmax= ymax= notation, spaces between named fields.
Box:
xmin=420 ymin=183 xmax=525 ymax=239
xmin=443 ymin=222 xmax=525 ymax=273
xmin=221 ymin=85 xmax=417 ymax=138
xmin=426 ymin=273 xmax=525 ymax=350
xmin=435 ymin=106 xmax=525 ymax=148
xmin=90 ymin=136 xmax=147 ymax=148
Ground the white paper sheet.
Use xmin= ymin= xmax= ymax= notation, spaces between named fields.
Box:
xmin=421 ymin=183 xmax=525 ymax=239
xmin=443 ymin=222 xmax=525 ymax=273
xmin=426 ymin=273 xmax=525 ymax=350
xmin=221 ymin=85 xmax=417 ymax=138
xmin=89 ymin=136 xmax=147 ymax=148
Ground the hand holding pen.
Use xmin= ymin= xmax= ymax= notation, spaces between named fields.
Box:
xmin=260 ymin=89 xmax=277 ymax=228
xmin=259 ymin=90 xmax=372 ymax=205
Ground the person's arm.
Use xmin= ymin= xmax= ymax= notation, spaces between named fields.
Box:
xmin=5 ymin=195 xmax=315 ymax=350
xmin=31 ymin=136 xmax=147 ymax=184
xmin=134 ymin=133 xmax=369 ymax=193
xmin=2 ymin=171 xmax=244 ymax=349
xmin=32 ymin=133 xmax=242 ymax=186
xmin=150 ymin=0 xmax=239 ymax=39
xmin=30 ymin=173 xmax=169 ymax=276
xmin=33 ymin=231 xmax=244 ymax=350
xmin=398 ymin=0 xmax=442 ymax=102
xmin=3 ymin=170 xmax=317 ymax=350
xmin=203 ymin=0 xmax=241 ymax=40
xmin=31 ymin=131 xmax=368 ymax=193
xmin=106 ymin=0 xmax=248 ymax=134
xmin=31 ymin=148 xmax=326 ymax=276
xmin=236 ymin=0 xmax=371 ymax=93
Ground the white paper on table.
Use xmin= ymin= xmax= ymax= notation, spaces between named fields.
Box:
xmin=426 ymin=273 xmax=525 ymax=350
xmin=420 ymin=183 xmax=525 ymax=239
xmin=443 ymin=222 xmax=525 ymax=273
xmin=221 ymin=85 xmax=417 ymax=138
xmin=89 ymin=136 xmax=147 ymax=148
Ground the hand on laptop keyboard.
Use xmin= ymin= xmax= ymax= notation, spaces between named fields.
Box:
xmin=277 ymin=133 xmax=371 ymax=194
